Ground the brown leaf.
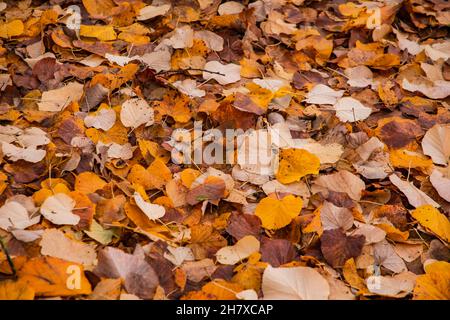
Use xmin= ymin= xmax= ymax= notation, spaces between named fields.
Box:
xmin=94 ymin=246 xmax=159 ymax=299
xmin=320 ymin=229 xmax=365 ymax=268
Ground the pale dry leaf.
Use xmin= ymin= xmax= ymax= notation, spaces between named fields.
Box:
xmin=320 ymin=201 xmax=354 ymax=231
xmin=137 ymin=4 xmax=171 ymax=21
xmin=389 ymin=174 xmax=440 ymax=208
xmin=374 ymin=240 xmax=407 ymax=274
xmin=393 ymin=29 xmax=422 ymax=55
xmin=312 ymin=170 xmax=365 ymax=201
xmin=366 ymin=272 xmax=417 ymax=297
xmin=163 ymin=246 xmax=195 ymax=266
xmin=203 ymin=61 xmax=241 ymax=85
xmin=172 ymin=79 xmax=206 ymax=98
xmin=216 ymin=235 xmax=260 ymax=265
xmin=423 ymin=41 xmax=450 ymax=61
xmin=164 ymin=25 xmax=194 ymax=49
xmin=402 ymin=78 xmax=450 ymax=100
xmin=236 ymin=289 xmax=259 ymax=300
xmin=40 ymin=229 xmax=97 ymax=268
xmin=345 ymin=66 xmax=375 ymax=88
xmin=333 ymin=97 xmax=372 ymax=122
xmin=422 ymin=124 xmax=450 ymax=165
xmin=352 ymin=222 xmax=386 ymax=244
xmin=0 ymin=200 xmax=40 ymax=231
xmin=38 ymin=82 xmax=84 ymax=112
xmin=262 ymin=266 xmax=330 ymax=300
xmin=194 ymin=30 xmax=224 ymax=51
xmin=429 ymin=169 xmax=450 ymax=202
xmin=181 ymin=258 xmax=217 ymax=282
xmin=262 ymin=179 xmax=310 ymax=200
xmin=218 ymin=1 xmax=245 ymax=15
xmin=394 ymin=243 xmax=423 ymax=263
xmin=133 ymin=192 xmax=165 ymax=221
xmin=120 ymin=98 xmax=154 ymax=129
xmin=304 ymin=84 xmax=344 ymax=105
xmin=138 ymin=49 xmax=171 ymax=72
xmin=11 ymin=229 xmax=44 ymax=242
xmin=40 ymin=193 xmax=80 ymax=225
xmin=1 ymin=142 xmax=46 ymax=163
xmin=290 ymin=139 xmax=344 ymax=164
xmin=104 ymin=53 xmax=133 ymax=67
xmin=84 ymin=108 xmax=116 ymax=131
xmin=94 ymin=246 xmax=159 ymax=299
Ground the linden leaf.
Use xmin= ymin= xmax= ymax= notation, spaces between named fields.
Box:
xmin=262 ymin=266 xmax=330 ymax=300
xmin=276 ymin=148 xmax=320 ymax=184
xmin=413 ymin=261 xmax=450 ymax=300
xmin=0 ymin=279 xmax=35 ymax=300
xmin=18 ymin=256 xmax=92 ymax=297
xmin=410 ymin=205 xmax=450 ymax=242
xmin=75 ymin=172 xmax=107 ymax=194
xmin=216 ymin=235 xmax=260 ymax=265
xmin=255 ymin=195 xmax=303 ymax=230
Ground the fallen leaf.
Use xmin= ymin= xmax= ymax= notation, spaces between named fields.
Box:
xmin=40 ymin=193 xmax=80 ymax=225
xmin=413 ymin=261 xmax=450 ymax=300
xmin=38 ymin=82 xmax=84 ymax=112
xmin=422 ymin=124 xmax=450 ymax=165
xmin=262 ymin=266 xmax=330 ymax=300
xmin=276 ymin=148 xmax=320 ymax=184
xmin=304 ymin=84 xmax=344 ymax=105
xmin=94 ymin=247 xmax=159 ymax=299
xmin=333 ymin=97 xmax=372 ymax=122
xmin=133 ymin=192 xmax=166 ymax=221
xmin=410 ymin=205 xmax=450 ymax=242
xmin=40 ymin=229 xmax=97 ymax=268
xmin=321 ymin=229 xmax=365 ymax=268
xmin=19 ymin=256 xmax=91 ymax=296
xmin=216 ymin=235 xmax=260 ymax=265
xmin=255 ymin=195 xmax=303 ymax=230
xmin=203 ymin=61 xmax=241 ymax=85
xmin=389 ymin=174 xmax=440 ymax=208
xmin=120 ymin=98 xmax=154 ymax=129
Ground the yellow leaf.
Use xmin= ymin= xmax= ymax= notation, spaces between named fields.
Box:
xmin=18 ymin=256 xmax=92 ymax=297
xmin=75 ymin=172 xmax=107 ymax=194
xmin=413 ymin=261 xmax=450 ymax=300
xmin=240 ymin=58 xmax=262 ymax=78
xmin=128 ymin=164 xmax=154 ymax=190
xmin=180 ymin=168 xmax=201 ymax=188
xmin=255 ymin=195 xmax=303 ymax=230
xmin=138 ymin=139 xmax=170 ymax=163
xmin=80 ymin=25 xmax=117 ymax=41
xmin=147 ymin=159 xmax=172 ymax=189
xmin=86 ymin=119 xmax=129 ymax=145
xmin=375 ymin=223 xmax=409 ymax=242
xmin=410 ymin=205 xmax=450 ymax=242
xmin=0 ymin=279 xmax=35 ymax=300
xmin=118 ymin=32 xmax=149 ymax=45
xmin=0 ymin=20 xmax=24 ymax=38
xmin=232 ymin=265 xmax=262 ymax=292
xmin=82 ymin=0 xmax=115 ymax=19
xmin=91 ymin=63 xmax=138 ymax=91
xmin=276 ymin=148 xmax=320 ymax=184
xmin=303 ymin=206 xmax=323 ymax=235
xmin=201 ymin=279 xmax=244 ymax=300
xmin=389 ymin=149 xmax=433 ymax=173
xmin=343 ymin=258 xmax=368 ymax=293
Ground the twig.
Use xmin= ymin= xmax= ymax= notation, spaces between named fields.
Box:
xmin=0 ymin=237 xmax=17 ymax=279
xmin=158 ymin=68 xmax=226 ymax=77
